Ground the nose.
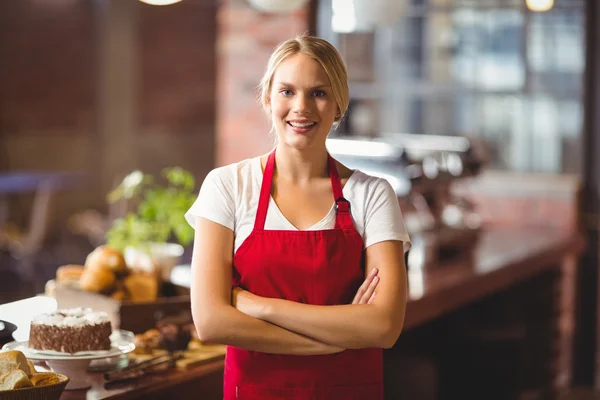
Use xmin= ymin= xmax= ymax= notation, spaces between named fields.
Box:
xmin=292 ymin=92 xmax=312 ymax=115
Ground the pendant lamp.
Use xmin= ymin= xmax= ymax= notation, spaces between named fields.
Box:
xmin=526 ymin=0 xmax=554 ymax=12
xmin=247 ymin=0 xmax=310 ymax=13
xmin=139 ymin=0 xmax=182 ymax=5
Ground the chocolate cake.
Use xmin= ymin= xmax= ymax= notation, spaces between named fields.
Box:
xmin=28 ymin=308 xmax=111 ymax=354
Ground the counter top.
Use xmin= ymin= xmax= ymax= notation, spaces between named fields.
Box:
xmin=404 ymin=228 xmax=584 ymax=328
xmin=59 ymin=360 xmax=224 ymax=400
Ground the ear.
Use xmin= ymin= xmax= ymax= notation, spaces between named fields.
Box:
xmin=334 ymin=108 xmax=342 ymax=122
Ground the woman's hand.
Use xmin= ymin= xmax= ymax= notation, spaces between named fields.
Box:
xmin=352 ymin=268 xmax=379 ymax=305
xmin=232 ymin=287 xmax=269 ymax=319
xmin=232 ymin=287 xmax=346 ymax=354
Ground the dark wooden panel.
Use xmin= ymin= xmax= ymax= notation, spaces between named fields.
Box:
xmin=574 ymin=0 xmax=600 ymax=388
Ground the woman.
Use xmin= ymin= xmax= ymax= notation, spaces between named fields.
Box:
xmin=186 ymin=35 xmax=411 ymax=399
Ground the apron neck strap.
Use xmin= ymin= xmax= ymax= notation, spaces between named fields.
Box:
xmin=327 ymin=155 xmax=354 ymax=230
xmin=254 ymin=149 xmax=353 ymax=230
xmin=254 ymin=149 xmax=277 ymax=230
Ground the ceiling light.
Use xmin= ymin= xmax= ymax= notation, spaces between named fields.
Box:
xmin=247 ymin=0 xmax=310 ymax=13
xmin=526 ymin=0 xmax=554 ymax=12
xmin=139 ymin=0 xmax=183 ymax=6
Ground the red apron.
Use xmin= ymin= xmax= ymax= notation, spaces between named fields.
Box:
xmin=225 ymin=149 xmax=383 ymax=400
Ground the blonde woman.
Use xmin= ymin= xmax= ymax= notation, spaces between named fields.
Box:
xmin=186 ymin=35 xmax=410 ymax=399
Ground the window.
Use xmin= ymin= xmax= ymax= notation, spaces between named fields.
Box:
xmin=318 ymin=0 xmax=585 ymax=173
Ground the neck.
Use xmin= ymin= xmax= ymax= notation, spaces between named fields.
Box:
xmin=274 ymin=144 xmax=329 ymax=184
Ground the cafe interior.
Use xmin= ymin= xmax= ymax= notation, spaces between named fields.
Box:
xmin=0 ymin=0 xmax=599 ymax=398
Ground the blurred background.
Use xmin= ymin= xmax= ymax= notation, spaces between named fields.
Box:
xmin=0 ymin=0 xmax=599 ymax=398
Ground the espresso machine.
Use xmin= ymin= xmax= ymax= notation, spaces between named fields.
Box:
xmin=326 ymin=133 xmax=488 ymax=267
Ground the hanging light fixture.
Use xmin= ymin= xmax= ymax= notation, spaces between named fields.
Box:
xmin=526 ymin=0 xmax=554 ymax=12
xmin=139 ymin=0 xmax=182 ymax=5
xmin=247 ymin=0 xmax=310 ymax=13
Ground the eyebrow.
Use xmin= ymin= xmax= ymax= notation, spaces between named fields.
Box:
xmin=276 ymin=82 xmax=331 ymax=89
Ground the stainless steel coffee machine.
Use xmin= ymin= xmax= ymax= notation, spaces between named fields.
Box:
xmin=326 ymin=133 xmax=488 ymax=267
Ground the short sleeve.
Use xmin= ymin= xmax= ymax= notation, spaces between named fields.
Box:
xmin=363 ymin=178 xmax=412 ymax=253
xmin=185 ymin=168 xmax=236 ymax=231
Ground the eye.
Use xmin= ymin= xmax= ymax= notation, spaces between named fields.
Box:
xmin=312 ymin=90 xmax=326 ymax=97
xmin=280 ymin=89 xmax=293 ymax=96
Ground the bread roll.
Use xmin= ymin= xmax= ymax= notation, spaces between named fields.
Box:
xmin=79 ymin=265 xmax=116 ymax=293
xmin=29 ymin=372 xmax=61 ymax=387
xmin=0 ymin=350 xmax=30 ymax=377
xmin=85 ymin=246 xmax=128 ymax=276
xmin=133 ymin=328 xmax=161 ymax=354
xmin=56 ymin=265 xmax=84 ymax=286
xmin=110 ymin=289 xmax=126 ymax=301
xmin=26 ymin=360 xmax=36 ymax=376
xmin=123 ymin=273 xmax=158 ymax=302
xmin=0 ymin=370 xmax=32 ymax=390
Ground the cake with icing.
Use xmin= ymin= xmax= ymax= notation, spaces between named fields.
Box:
xmin=28 ymin=308 xmax=111 ymax=354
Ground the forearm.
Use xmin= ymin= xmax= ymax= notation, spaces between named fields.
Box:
xmin=193 ymin=304 xmax=344 ymax=356
xmin=262 ymin=300 xmax=399 ymax=349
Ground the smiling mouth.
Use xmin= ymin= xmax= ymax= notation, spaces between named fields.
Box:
xmin=287 ymin=121 xmax=317 ymax=129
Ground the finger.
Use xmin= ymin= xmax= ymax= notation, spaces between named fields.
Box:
xmin=359 ymin=276 xmax=379 ymax=304
xmin=352 ymin=279 xmax=368 ymax=304
xmin=367 ymin=291 xmax=376 ymax=304
xmin=352 ymin=268 xmax=378 ymax=304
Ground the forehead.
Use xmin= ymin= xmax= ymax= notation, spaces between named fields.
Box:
xmin=272 ymin=53 xmax=330 ymax=86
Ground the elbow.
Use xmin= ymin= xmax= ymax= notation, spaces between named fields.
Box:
xmin=192 ymin=306 xmax=227 ymax=344
xmin=192 ymin=313 xmax=217 ymax=343
xmin=377 ymin=319 xmax=404 ymax=349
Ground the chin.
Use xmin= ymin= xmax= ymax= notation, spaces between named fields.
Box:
xmin=281 ymin=137 xmax=314 ymax=152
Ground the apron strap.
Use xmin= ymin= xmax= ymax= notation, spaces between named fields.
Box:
xmin=255 ymin=150 xmax=354 ymax=231
xmin=254 ymin=149 xmax=276 ymax=231
xmin=327 ymin=155 xmax=354 ymax=230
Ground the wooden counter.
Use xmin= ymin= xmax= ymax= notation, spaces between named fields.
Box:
xmin=404 ymin=228 xmax=584 ymax=329
xmin=5 ymin=228 xmax=580 ymax=399
xmin=59 ymin=360 xmax=224 ymax=400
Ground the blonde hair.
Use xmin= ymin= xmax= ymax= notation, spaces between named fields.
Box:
xmin=258 ymin=35 xmax=349 ymax=124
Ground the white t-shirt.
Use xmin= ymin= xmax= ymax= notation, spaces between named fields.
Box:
xmin=185 ymin=157 xmax=411 ymax=254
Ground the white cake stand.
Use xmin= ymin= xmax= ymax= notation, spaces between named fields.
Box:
xmin=2 ymin=330 xmax=135 ymax=390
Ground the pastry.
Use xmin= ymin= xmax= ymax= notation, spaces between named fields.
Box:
xmin=85 ymin=246 xmax=128 ymax=277
xmin=0 ymin=350 xmax=31 ymax=377
xmin=0 ymin=370 xmax=32 ymax=390
xmin=123 ymin=273 xmax=158 ymax=302
xmin=29 ymin=372 xmax=61 ymax=387
xmin=56 ymin=265 xmax=84 ymax=286
xmin=79 ymin=265 xmax=116 ymax=293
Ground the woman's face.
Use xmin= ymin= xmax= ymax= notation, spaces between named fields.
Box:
xmin=267 ymin=53 xmax=339 ymax=152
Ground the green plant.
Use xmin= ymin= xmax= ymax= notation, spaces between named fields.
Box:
xmin=105 ymin=167 xmax=196 ymax=251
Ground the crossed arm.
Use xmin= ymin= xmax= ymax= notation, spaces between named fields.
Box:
xmin=191 ymin=217 xmax=408 ymax=355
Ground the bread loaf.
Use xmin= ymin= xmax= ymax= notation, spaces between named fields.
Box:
xmin=0 ymin=350 xmax=30 ymax=377
xmin=26 ymin=360 xmax=36 ymax=376
xmin=85 ymin=246 xmax=128 ymax=276
xmin=0 ymin=370 xmax=32 ymax=390
xmin=123 ymin=273 xmax=158 ymax=302
xmin=29 ymin=372 xmax=61 ymax=387
xmin=56 ymin=265 xmax=85 ymax=286
xmin=79 ymin=265 xmax=116 ymax=293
